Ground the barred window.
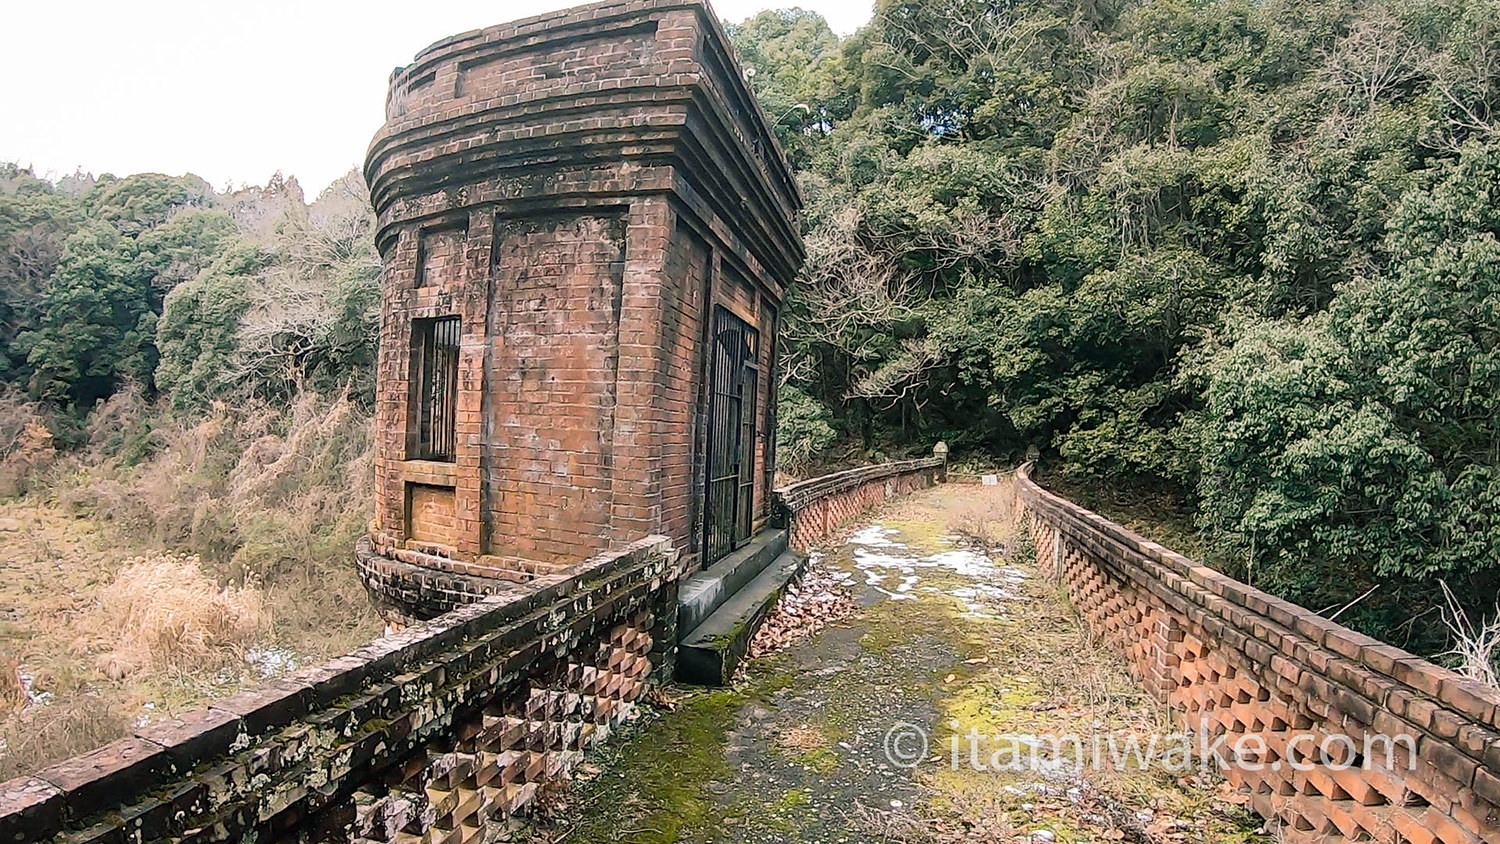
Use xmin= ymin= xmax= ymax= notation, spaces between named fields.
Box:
xmin=412 ymin=316 xmax=460 ymax=461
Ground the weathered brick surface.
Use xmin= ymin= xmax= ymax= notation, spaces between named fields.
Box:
xmin=360 ymin=0 xmax=804 ymax=623
xmin=1016 ymin=463 xmax=1500 ymax=844
xmin=775 ymin=455 xmax=948 ymax=551
xmin=0 ymin=537 xmax=683 ymax=843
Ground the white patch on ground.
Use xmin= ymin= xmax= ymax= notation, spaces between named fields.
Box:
xmin=246 ymin=646 xmax=298 ymax=679
xmin=17 ymin=666 xmax=53 ymax=708
xmin=849 ymin=526 xmax=905 ymax=547
xmin=850 ymin=523 xmax=1029 ymax=617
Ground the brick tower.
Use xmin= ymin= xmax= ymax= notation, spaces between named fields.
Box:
xmin=357 ymin=0 xmax=804 ymax=623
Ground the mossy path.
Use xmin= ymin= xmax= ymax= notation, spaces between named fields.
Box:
xmin=539 ymin=484 xmax=1268 ymax=844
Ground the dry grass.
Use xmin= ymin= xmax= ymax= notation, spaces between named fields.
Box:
xmin=59 ymin=386 xmax=380 ymax=656
xmin=0 ymin=696 xmax=134 ymax=779
xmin=0 ymin=656 xmax=24 ymax=714
xmin=776 ymin=724 xmax=829 ymax=754
xmin=946 ymin=479 xmax=1018 ymax=551
xmin=1440 ymin=582 xmax=1500 ymax=689
xmin=0 ymin=389 xmax=57 ymax=499
xmin=87 ymin=554 xmax=269 ymax=680
xmin=0 ymin=386 xmax=381 ymax=779
xmin=887 ymin=485 xmax=1264 ymax=843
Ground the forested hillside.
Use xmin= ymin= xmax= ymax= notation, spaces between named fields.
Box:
xmin=1 ymin=166 xmax=379 ymax=420
xmin=737 ymin=0 xmax=1500 ymax=650
xmin=1 ymin=0 xmax=1496 ymax=676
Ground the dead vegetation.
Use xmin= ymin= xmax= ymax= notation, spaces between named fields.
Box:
xmin=89 ymin=554 xmax=269 ymax=680
xmin=0 ymin=386 xmax=381 ymax=778
xmin=886 ymin=485 xmax=1264 ymax=844
xmin=54 ymin=385 xmax=379 ymax=655
xmin=744 ymin=563 xmax=857 ymax=662
xmin=946 ymin=476 xmax=1019 ymax=553
xmin=0 ymin=656 xmax=24 ymax=714
xmin=0 ymin=388 xmax=56 ymax=500
xmin=1440 ymin=582 xmax=1500 ymax=689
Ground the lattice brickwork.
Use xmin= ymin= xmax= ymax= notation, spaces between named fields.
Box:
xmin=777 ymin=457 xmax=946 ymax=551
xmin=0 ymin=538 xmax=679 ymax=844
xmin=349 ymin=612 xmax=654 ymax=842
xmin=1018 ymin=465 xmax=1500 ymax=844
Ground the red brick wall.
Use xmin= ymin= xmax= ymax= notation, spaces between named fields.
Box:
xmin=483 ymin=213 xmax=626 ymax=562
xmin=361 ymin=0 xmax=805 ymax=604
xmin=370 ymin=209 xmax=492 ymax=560
xmin=1017 ymin=464 xmax=1500 ymax=844
xmin=776 ymin=457 xmax=949 ymax=551
xmin=407 ymin=484 xmax=457 ymax=545
xmin=416 ymin=225 xmax=465 ymax=288
xmin=370 ymin=200 xmax=788 ymax=573
xmin=453 ymin=26 xmax=658 ymax=101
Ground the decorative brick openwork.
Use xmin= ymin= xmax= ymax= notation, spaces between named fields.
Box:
xmin=348 ymin=611 xmax=655 ymax=842
xmin=1017 ymin=464 xmax=1500 ymax=844
xmin=0 ymin=538 xmax=681 ymax=844
xmin=359 ymin=0 xmax=804 ymax=621
xmin=774 ymin=454 xmax=947 ymax=551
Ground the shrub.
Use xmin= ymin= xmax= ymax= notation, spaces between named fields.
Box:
xmin=776 ymin=386 xmax=837 ymax=473
xmin=947 ymin=481 xmax=1018 ymax=550
xmin=0 ymin=695 xmax=132 ymax=781
xmin=0 ymin=388 xmax=56 ymax=497
xmin=59 ymin=387 xmax=380 ymax=659
xmin=88 ymin=553 xmax=268 ymax=678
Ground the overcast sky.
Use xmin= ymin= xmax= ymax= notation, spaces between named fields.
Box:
xmin=3 ymin=0 xmax=871 ymax=197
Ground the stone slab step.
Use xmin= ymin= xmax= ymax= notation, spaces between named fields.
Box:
xmin=677 ymin=529 xmax=788 ymax=636
xmin=677 ymin=549 xmax=807 ymax=685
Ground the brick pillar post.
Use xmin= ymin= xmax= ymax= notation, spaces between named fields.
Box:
xmin=1049 ymin=527 xmax=1063 ymax=579
xmin=454 ymin=209 xmax=494 ymax=557
xmin=610 ymin=197 xmax=674 ymax=540
xmin=1146 ymin=612 xmax=1183 ymax=705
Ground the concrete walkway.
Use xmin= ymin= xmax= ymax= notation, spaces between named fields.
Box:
xmin=538 ymin=484 xmax=1269 ymax=844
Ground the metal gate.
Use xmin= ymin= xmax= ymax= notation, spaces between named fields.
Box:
xmin=704 ymin=306 xmax=759 ymax=564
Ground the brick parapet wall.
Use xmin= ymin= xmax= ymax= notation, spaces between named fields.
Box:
xmin=0 ymin=537 xmax=681 ymax=844
xmin=774 ymin=456 xmax=947 ymax=551
xmin=1016 ymin=464 xmax=1500 ymax=844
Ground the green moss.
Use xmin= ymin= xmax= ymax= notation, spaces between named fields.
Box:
xmin=940 ymin=674 xmax=1042 ymax=737
xmin=772 ymin=788 xmax=809 ymax=811
xmin=559 ymin=662 xmax=795 ymax=844
xmin=705 ymin=616 xmax=749 ymax=650
xmin=547 ymin=487 xmax=1268 ymax=844
xmin=561 ymin=690 xmax=739 ymax=843
xmin=791 ymin=744 xmax=839 ymax=775
xmin=761 ymin=788 xmax=815 ymax=834
xmin=874 ymin=514 xmax=950 ymax=549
